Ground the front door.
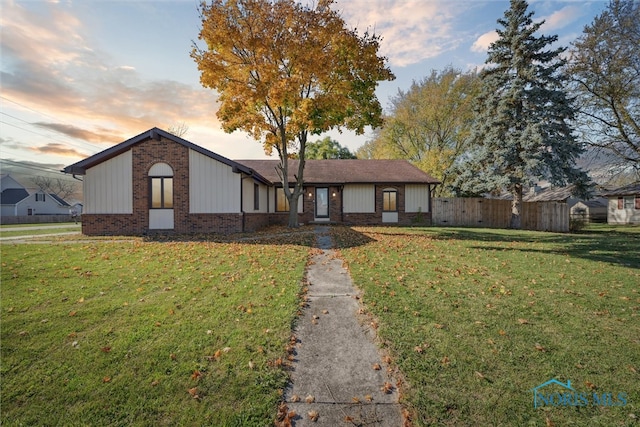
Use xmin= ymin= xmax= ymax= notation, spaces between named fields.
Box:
xmin=315 ymin=187 xmax=329 ymax=221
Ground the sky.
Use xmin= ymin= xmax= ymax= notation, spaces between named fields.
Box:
xmin=0 ymin=0 xmax=609 ymax=185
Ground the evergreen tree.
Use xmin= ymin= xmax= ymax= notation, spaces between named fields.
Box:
xmin=450 ymin=0 xmax=590 ymax=228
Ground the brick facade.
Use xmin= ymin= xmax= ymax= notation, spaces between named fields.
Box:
xmin=80 ymin=137 xmax=433 ymax=236
xmin=83 ymin=137 xmax=247 ymax=236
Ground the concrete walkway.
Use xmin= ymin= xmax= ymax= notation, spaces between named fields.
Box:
xmin=284 ymin=226 xmax=403 ymax=426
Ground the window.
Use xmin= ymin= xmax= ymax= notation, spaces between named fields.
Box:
xmin=618 ymin=196 xmax=636 ymax=210
xmin=383 ymin=189 xmax=397 ymax=212
xmin=254 ymin=183 xmax=260 ymax=210
xmin=276 ymin=187 xmax=290 ymax=212
xmin=624 ymin=196 xmax=635 ymax=209
xmin=35 ymin=193 xmax=46 ymax=202
xmin=150 ymin=177 xmax=173 ymax=209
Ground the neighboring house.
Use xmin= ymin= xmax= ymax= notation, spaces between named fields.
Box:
xmin=602 ymin=183 xmax=640 ymax=225
xmin=570 ymin=199 xmax=608 ymax=223
xmin=0 ymin=174 xmax=71 ymax=217
xmin=62 ymin=128 xmax=439 ymax=235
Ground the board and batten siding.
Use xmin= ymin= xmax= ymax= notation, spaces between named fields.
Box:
xmin=242 ymin=177 xmax=269 ymax=213
xmin=189 ymin=149 xmax=241 ymax=213
xmin=343 ymin=184 xmax=375 ymax=213
xmin=405 ymin=184 xmax=430 ymax=213
xmin=84 ymin=150 xmax=133 ymax=214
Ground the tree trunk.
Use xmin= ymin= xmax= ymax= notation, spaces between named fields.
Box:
xmin=510 ymin=184 xmax=523 ymax=229
xmin=288 ymin=191 xmax=300 ymax=228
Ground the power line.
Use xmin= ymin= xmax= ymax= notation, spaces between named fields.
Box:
xmin=0 ymin=159 xmax=78 ymax=183
xmin=0 ymin=119 xmax=100 ymax=155
xmin=0 ymin=95 xmax=112 ymax=152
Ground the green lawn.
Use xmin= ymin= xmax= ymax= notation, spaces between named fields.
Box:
xmin=2 ymin=225 xmax=638 ymax=426
xmin=1 ymin=233 xmax=314 ymax=426
xmin=333 ymin=225 xmax=639 ymax=426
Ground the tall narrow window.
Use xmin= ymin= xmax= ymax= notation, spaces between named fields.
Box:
xmin=383 ymin=189 xmax=397 ymax=212
xmin=254 ymin=183 xmax=260 ymax=210
xmin=150 ymin=177 xmax=173 ymax=209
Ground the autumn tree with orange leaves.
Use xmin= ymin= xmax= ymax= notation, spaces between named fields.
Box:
xmin=192 ymin=0 xmax=394 ymax=227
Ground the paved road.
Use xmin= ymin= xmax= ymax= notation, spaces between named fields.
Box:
xmin=0 ymin=224 xmax=80 ymax=232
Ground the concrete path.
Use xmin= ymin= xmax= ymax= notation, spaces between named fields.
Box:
xmin=0 ymin=224 xmax=80 ymax=232
xmin=284 ymin=226 xmax=403 ymax=426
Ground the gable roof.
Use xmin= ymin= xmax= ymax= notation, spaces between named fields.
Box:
xmin=601 ymin=183 xmax=640 ymax=197
xmin=48 ymin=193 xmax=71 ymax=207
xmin=62 ymin=128 xmax=270 ymax=185
xmin=0 ymin=188 xmax=29 ymax=205
xmin=237 ymin=159 xmax=440 ymax=185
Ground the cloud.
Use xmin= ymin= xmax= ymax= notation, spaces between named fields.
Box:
xmin=540 ymin=5 xmax=584 ymax=32
xmin=30 ymin=143 xmax=89 ymax=158
xmin=0 ymin=1 xmax=222 ymax=151
xmin=334 ymin=0 xmax=466 ymax=67
xmin=471 ymin=30 xmax=499 ymax=53
xmin=32 ymin=122 xmax=125 ymax=143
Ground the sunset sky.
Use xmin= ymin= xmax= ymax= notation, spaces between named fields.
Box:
xmin=0 ymin=0 xmax=608 ymax=183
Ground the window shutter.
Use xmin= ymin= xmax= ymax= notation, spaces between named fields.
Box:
xmin=635 ymin=196 xmax=640 ymax=210
xmin=618 ymin=197 xmax=623 ymax=209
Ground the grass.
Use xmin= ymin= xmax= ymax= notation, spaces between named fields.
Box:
xmin=1 ymin=232 xmax=314 ymax=426
xmin=2 ymin=224 xmax=638 ymax=426
xmin=332 ymin=225 xmax=640 ymax=426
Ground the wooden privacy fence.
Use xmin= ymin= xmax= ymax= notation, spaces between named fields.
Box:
xmin=432 ymin=198 xmax=569 ymax=232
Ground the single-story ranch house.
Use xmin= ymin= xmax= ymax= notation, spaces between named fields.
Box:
xmin=63 ymin=128 xmax=439 ymax=235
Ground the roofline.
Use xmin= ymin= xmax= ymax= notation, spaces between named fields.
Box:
xmin=62 ymin=128 xmax=271 ymax=185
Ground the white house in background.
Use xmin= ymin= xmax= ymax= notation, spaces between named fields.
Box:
xmin=0 ymin=174 xmax=72 ymax=217
xmin=602 ymin=183 xmax=640 ymax=225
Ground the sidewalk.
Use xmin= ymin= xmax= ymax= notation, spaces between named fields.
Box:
xmin=283 ymin=226 xmax=403 ymax=426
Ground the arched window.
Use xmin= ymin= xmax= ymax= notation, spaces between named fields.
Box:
xmin=149 ymin=163 xmax=173 ymax=209
xmin=382 ymin=188 xmax=397 ymax=212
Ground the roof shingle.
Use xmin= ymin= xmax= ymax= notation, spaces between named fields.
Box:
xmin=237 ymin=159 xmax=440 ymax=185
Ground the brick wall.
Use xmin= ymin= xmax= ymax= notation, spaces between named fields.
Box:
xmin=243 ymin=212 xmax=270 ymax=232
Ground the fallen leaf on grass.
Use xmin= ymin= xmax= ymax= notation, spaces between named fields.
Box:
xmin=151 ymin=380 xmax=159 ymax=386
xmin=434 ymin=323 xmax=445 ymax=329
xmin=517 ymin=318 xmax=529 ymax=324
xmin=441 ymin=356 xmax=450 ymax=365
xmin=584 ymin=381 xmax=597 ymax=390
xmin=188 ymin=387 xmax=199 ymax=398
xmin=102 ymin=376 xmax=111 ymax=383
xmin=68 ymin=311 xmax=77 ymax=317
xmin=546 ymin=416 xmax=554 ymax=427
xmin=100 ymin=346 xmax=111 ymax=353
xmin=191 ymin=370 xmax=201 ymax=380
xmin=534 ymin=343 xmax=546 ymax=352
